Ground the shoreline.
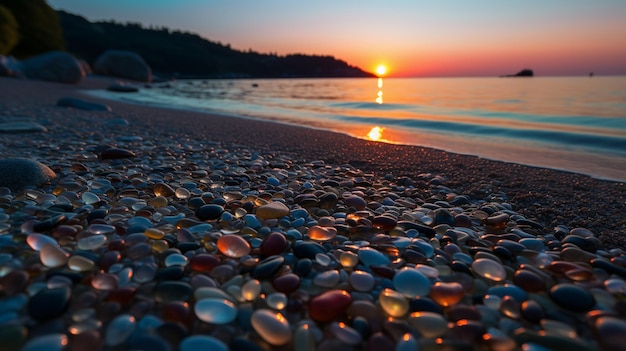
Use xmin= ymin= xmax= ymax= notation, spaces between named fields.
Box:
xmin=1 ymin=76 xmax=624 ymax=248
xmin=2 ymin=75 xmax=626 ymax=350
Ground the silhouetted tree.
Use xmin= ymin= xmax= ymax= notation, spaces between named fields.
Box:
xmin=0 ymin=5 xmax=18 ymax=55
xmin=0 ymin=0 xmax=64 ymax=58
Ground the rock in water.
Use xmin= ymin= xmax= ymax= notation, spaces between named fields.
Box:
xmin=57 ymin=97 xmax=111 ymax=111
xmin=21 ymin=51 xmax=85 ymax=84
xmin=94 ymin=50 xmax=152 ymax=82
xmin=0 ymin=158 xmax=56 ymax=191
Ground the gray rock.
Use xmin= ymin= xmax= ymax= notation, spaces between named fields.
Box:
xmin=57 ymin=97 xmax=111 ymax=111
xmin=107 ymin=83 xmax=139 ymax=92
xmin=21 ymin=51 xmax=85 ymax=84
xmin=0 ymin=121 xmax=47 ymax=133
xmin=0 ymin=158 xmax=56 ymax=191
xmin=93 ymin=50 xmax=152 ymax=82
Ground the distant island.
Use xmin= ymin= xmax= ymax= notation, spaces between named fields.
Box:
xmin=500 ymin=68 xmax=534 ymax=77
xmin=57 ymin=11 xmax=374 ymax=79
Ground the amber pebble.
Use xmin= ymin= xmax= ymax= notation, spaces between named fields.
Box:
xmin=272 ymin=273 xmax=300 ymax=294
xmin=251 ymin=309 xmax=292 ymax=346
xmin=106 ymin=286 xmax=137 ymax=306
xmin=308 ymin=290 xmax=352 ymax=322
xmin=448 ymin=319 xmax=485 ymax=343
xmin=189 ymin=253 xmax=220 ymax=272
xmin=308 ymin=225 xmax=337 ymax=241
xmin=153 ymin=183 xmax=176 ymax=197
xmin=260 ymin=232 xmax=288 ymax=257
xmin=430 ymin=281 xmax=464 ymax=307
xmin=217 ymin=234 xmax=251 ymax=258
xmin=379 ymin=288 xmax=409 ymax=317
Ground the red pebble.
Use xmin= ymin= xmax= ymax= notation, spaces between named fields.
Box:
xmin=272 ymin=273 xmax=300 ymax=294
xmin=188 ymin=253 xmax=220 ymax=273
xmin=260 ymin=232 xmax=288 ymax=257
xmin=308 ymin=289 xmax=352 ymax=322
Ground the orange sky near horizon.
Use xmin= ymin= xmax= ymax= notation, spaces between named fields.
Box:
xmin=48 ymin=0 xmax=626 ymax=77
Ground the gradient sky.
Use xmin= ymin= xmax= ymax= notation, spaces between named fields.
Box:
xmin=48 ymin=0 xmax=626 ymax=77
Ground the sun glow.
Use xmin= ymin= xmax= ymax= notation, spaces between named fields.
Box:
xmin=367 ymin=126 xmax=383 ymax=141
xmin=375 ymin=64 xmax=387 ymax=76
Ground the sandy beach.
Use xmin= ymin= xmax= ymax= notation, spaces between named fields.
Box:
xmin=2 ymin=76 xmax=626 ymax=351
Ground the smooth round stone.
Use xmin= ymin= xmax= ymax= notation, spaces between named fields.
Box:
xmin=472 ymin=258 xmax=507 ymax=282
xmin=0 ymin=270 xmax=29 ymax=296
xmin=308 ymin=290 xmax=352 ymax=322
xmin=430 ymin=281 xmax=464 ymax=307
xmin=372 ymin=215 xmax=397 ymax=231
xmin=68 ymin=255 xmax=96 ymax=272
xmin=180 ymin=335 xmax=228 ymax=351
xmin=349 ymin=270 xmax=375 ymax=292
xmin=393 ymin=267 xmax=431 ymax=298
xmin=251 ymin=309 xmax=292 ymax=346
xmin=252 ymin=255 xmax=285 ymax=279
xmin=0 ymin=121 xmax=47 ymax=133
xmin=145 ymin=228 xmax=166 ymax=240
xmin=313 ymin=270 xmax=340 ymax=288
xmin=358 ymin=247 xmax=390 ymax=267
xmin=21 ymin=334 xmax=67 ymax=351
xmin=153 ymin=183 xmax=176 ymax=197
xmin=315 ymin=253 xmax=332 ymax=266
xmin=272 ymin=273 xmax=300 ymax=293
xmin=77 ymin=234 xmax=107 ymax=250
xmin=26 ymin=233 xmax=58 ymax=251
xmin=605 ymin=278 xmax=626 ymax=294
xmin=595 ymin=317 xmax=626 ymax=351
xmin=487 ymin=284 xmax=528 ymax=302
xmin=189 ymin=253 xmax=220 ymax=272
xmin=39 ymin=243 xmax=68 ymax=268
xmin=513 ymin=269 xmax=547 ymax=292
xmin=0 ymin=158 xmax=56 ymax=191
xmin=91 ymin=273 xmax=118 ymax=291
xmin=266 ymin=292 xmax=287 ymax=310
xmin=340 ymin=252 xmax=359 ymax=268
xmin=260 ymin=232 xmax=288 ymax=257
xmin=308 ymin=225 xmax=337 ymax=241
xmin=330 ymin=322 xmax=362 ymax=345
xmin=88 ymin=224 xmax=116 ymax=235
xmin=194 ymin=298 xmax=237 ymax=324
xmin=217 ymin=234 xmax=251 ymax=258
xmin=81 ymin=191 xmax=100 ymax=205
xmin=28 ymin=286 xmax=71 ymax=321
xmin=100 ymin=147 xmax=136 ymax=159
xmin=379 ymin=288 xmax=409 ymax=317
xmin=194 ymin=287 xmax=236 ymax=303
xmin=549 ymin=283 xmax=596 ymax=312
xmin=242 ymin=279 xmax=261 ymax=301
xmin=164 ymin=253 xmax=188 ymax=267
xmin=344 ymin=195 xmax=367 ymax=210
xmin=154 ymin=281 xmax=193 ymax=303
xmin=519 ymin=238 xmax=546 ymax=252
xmin=196 ymin=204 xmax=224 ymax=221
xmin=409 ymin=311 xmax=448 ymax=338
xmin=105 ymin=314 xmax=136 ymax=346
xmin=256 ymin=201 xmax=290 ymax=220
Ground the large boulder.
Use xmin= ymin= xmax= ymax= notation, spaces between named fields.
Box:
xmin=93 ymin=50 xmax=152 ymax=82
xmin=21 ymin=51 xmax=85 ymax=84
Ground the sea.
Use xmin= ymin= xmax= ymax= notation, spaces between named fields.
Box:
xmin=87 ymin=76 xmax=626 ymax=182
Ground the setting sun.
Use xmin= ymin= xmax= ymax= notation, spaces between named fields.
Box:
xmin=375 ymin=65 xmax=387 ymax=76
xmin=367 ymin=126 xmax=383 ymax=141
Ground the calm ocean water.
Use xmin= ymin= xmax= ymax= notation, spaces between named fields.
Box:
xmin=88 ymin=76 xmax=626 ymax=181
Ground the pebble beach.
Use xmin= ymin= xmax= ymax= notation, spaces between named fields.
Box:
xmin=1 ymin=76 xmax=626 ymax=351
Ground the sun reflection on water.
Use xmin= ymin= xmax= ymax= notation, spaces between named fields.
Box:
xmin=367 ymin=126 xmax=383 ymax=141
